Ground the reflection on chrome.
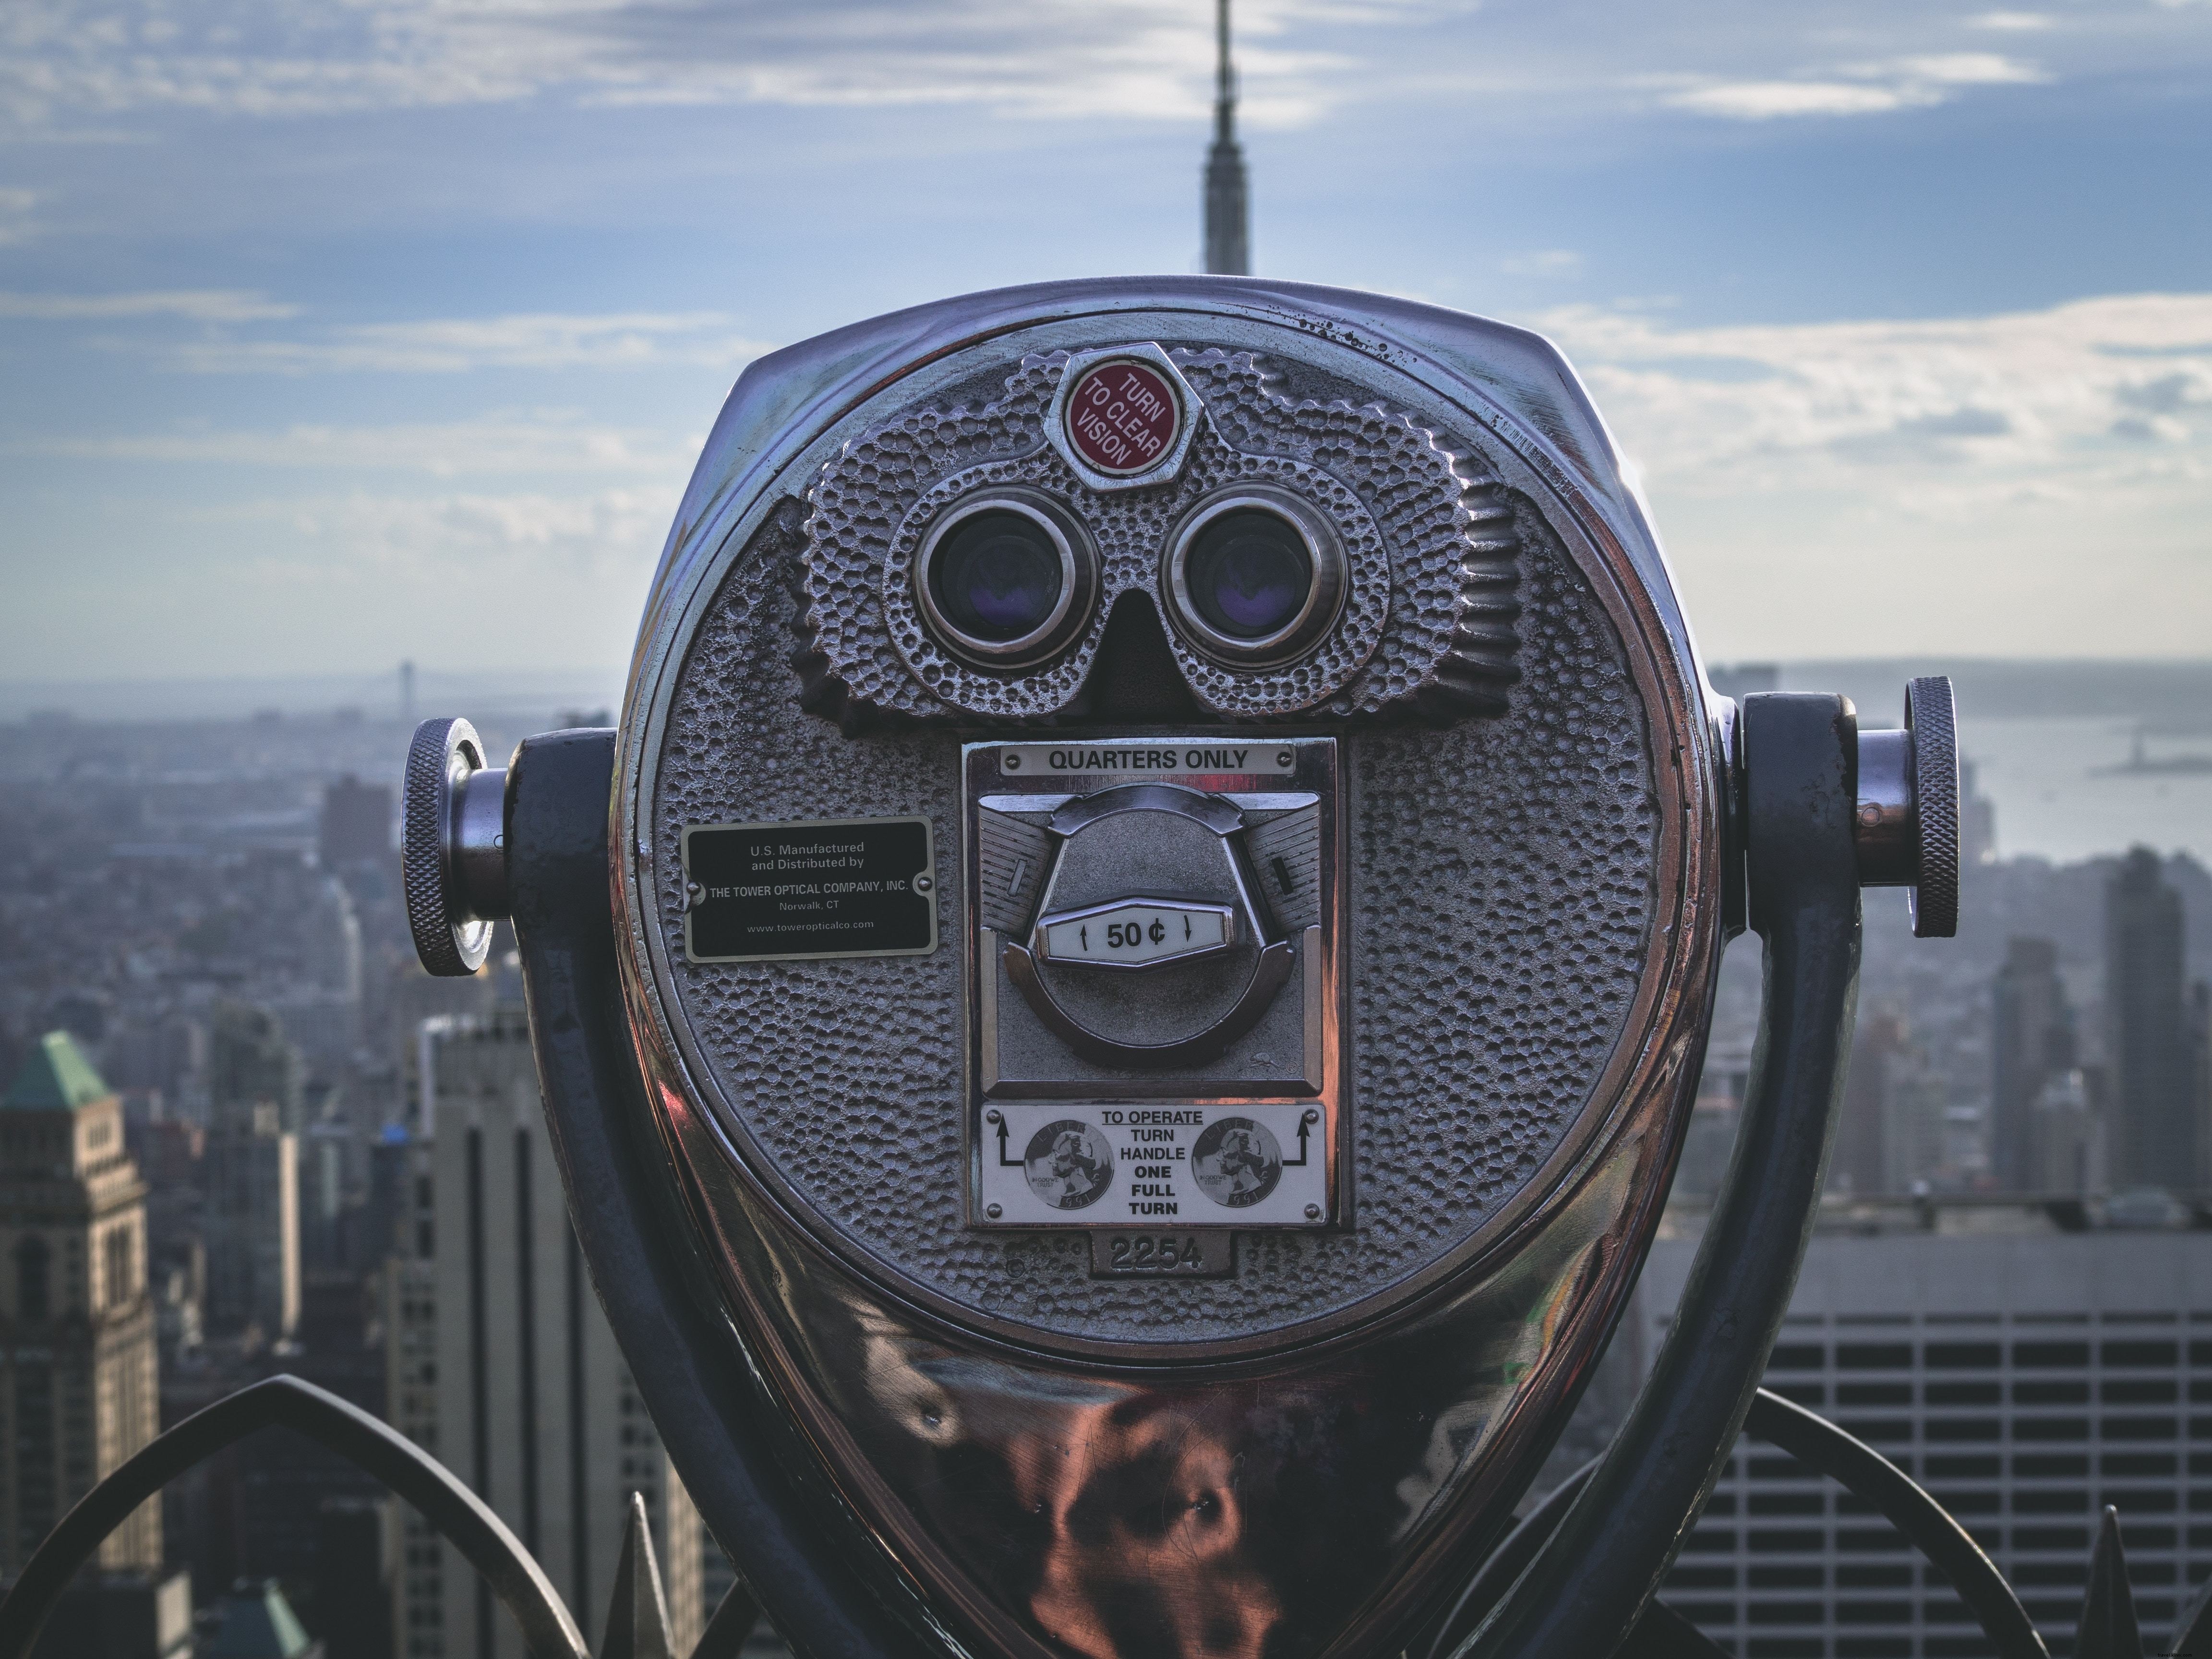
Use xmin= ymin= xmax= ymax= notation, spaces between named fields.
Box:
xmin=1011 ymin=1395 xmax=1280 ymax=1659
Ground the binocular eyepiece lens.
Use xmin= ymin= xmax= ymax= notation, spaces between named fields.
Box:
xmin=932 ymin=511 xmax=1064 ymax=644
xmin=914 ymin=492 xmax=1096 ymax=668
xmin=1183 ymin=509 xmax=1313 ymax=641
xmin=1166 ymin=489 xmax=1346 ymax=667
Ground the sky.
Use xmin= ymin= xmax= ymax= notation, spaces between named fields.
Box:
xmin=0 ymin=0 xmax=2208 ymax=693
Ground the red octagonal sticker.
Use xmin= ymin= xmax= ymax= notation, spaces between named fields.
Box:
xmin=1063 ymin=359 xmax=1181 ymax=476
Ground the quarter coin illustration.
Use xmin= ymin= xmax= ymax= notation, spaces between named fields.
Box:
xmin=1191 ymin=1116 xmax=1283 ymax=1208
xmin=1023 ymin=1119 xmax=1114 ymax=1210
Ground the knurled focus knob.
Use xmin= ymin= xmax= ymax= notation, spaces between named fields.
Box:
xmin=402 ymin=716 xmax=510 ymax=976
xmin=1904 ymin=675 xmax=1960 ymax=938
xmin=1851 ymin=675 xmax=1960 ymax=938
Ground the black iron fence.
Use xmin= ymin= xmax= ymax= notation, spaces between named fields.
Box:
xmin=0 ymin=1372 xmax=2193 ymax=1659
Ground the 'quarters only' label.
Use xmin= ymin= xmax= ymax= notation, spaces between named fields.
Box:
xmin=998 ymin=742 xmax=1296 ymax=777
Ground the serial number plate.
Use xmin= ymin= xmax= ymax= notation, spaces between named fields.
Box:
xmin=1089 ymin=1231 xmax=1235 ymax=1278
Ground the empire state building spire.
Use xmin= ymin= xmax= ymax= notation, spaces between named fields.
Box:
xmin=1203 ymin=0 xmax=1250 ymax=276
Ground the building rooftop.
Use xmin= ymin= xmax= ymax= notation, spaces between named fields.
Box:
xmin=2 ymin=1029 xmax=112 ymax=1112
xmin=205 ymin=1578 xmax=317 ymax=1659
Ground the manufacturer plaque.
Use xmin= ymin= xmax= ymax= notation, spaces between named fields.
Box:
xmin=682 ymin=817 xmax=937 ymax=963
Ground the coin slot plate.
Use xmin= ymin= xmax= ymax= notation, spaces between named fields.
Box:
xmin=962 ymin=736 xmax=1343 ymax=1230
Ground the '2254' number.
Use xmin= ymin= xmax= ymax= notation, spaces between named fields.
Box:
xmin=1106 ymin=1234 xmax=1206 ymax=1271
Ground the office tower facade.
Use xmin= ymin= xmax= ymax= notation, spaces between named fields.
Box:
xmin=1991 ymin=938 xmax=2075 ymax=1191
xmin=211 ymin=1002 xmax=307 ymax=1132
xmin=0 ymin=1032 xmax=162 ymax=1574
xmin=1834 ymin=1010 xmax=1951 ymax=1196
xmin=393 ymin=1010 xmax=703 ymax=1658
xmin=1834 ymin=1011 xmax=1904 ymax=1197
xmin=1642 ymin=1220 xmax=2212 ymax=1657
xmin=2031 ymin=1066 xmax=2103 ymax=1196
xmin=319 ymin=775 xmax=394 ymax=868
xmin=2106 ymin=849 xmax=2198 ymax=1192
xmin=202 ymin=1102 xmax=300 ymax=1342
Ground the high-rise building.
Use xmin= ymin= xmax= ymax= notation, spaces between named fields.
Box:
xmin=202 ymin=1102 xmax=301 ymax=1344
xmin=319 ymin=775 xmax=394 ymax=868
xmin=1642 ymin=1214 xmax=2212 ymax=1657
xmin=2030 ymin=1065 xmax=2103 ymax=1195
xmin=1961 ymin=756 xmax=1999 ymax=868
xmin=392 ymin=1010 xmax=704 ymax=1657
xmin=1833 ymin=1010 xmax=1952 ymax=1196
xmin=211 ymin=1003 xmax=306 ymax=1133
xmin=0 ymin=1032 xmax=162 ymax=1575
xmin=1202 ymin=0 xmax=1249 ymax=276
xmin=1991 ymin=937 xmax=2074 ymax=1191
xmin=1833 ymin=1011 xmax=1904 ymax=1197
xmin=2105 ymin=849 xmax=2198 ymax=1192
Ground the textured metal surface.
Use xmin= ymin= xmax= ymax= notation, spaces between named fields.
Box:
xmin=657 ymin=1063 xmax=1699 ymax=1659
xmin=1906 ymin=674 xmax=1961 ymax=938
xmin=606 ymin=282 xmax=1726 ymax=1658
xmin=793 ymin=347 xmax=1521 ymax=727
xmin=510 ymin=729 xmax=927 ymax=1659
xmin=646 ymin=518 xmax=1651 ymax=1348
xmin=1459 ymin=693 xmax=1862 ymax=1659
xmin=402 ymin=715 xmax=493 ymax=977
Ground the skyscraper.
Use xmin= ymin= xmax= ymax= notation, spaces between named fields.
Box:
xmin=1990 ymin=936 xmax=2074 ymax=1190
xmin=202 ymin=1101 xmax=300 ymax=1343
xmin=1832 ymin=1009 xmax=1903 ymax=1196
xmin=2105 ymin=848 xmax=2196 ymax=1191
xmin=318 ymin=774 xmax=394 ymax=868
xmin=0 ymin=1032 xmax=162 ymax=1575
xmin=394 ymin=1010 xmax=704 ymax=1657
xmin=1202 ymin=0 xmax=1249 ymax=276
xmin=1642 ymin=1213 xmax=2212 ymax=1654
xmin=211 ymin=1001 xmax=306 ymax=1133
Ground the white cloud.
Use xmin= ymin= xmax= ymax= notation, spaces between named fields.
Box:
xmin=228 ymin=486 xmax=674 ymax=586
xmin=154 ymin=311 xmax=771 ymax=374
xmin=1968 ymin=11 xmax=2056 ymax=30
xmin=1664 ymin=80 xmax=1934 ymax=119
xmin=1522 ymin=293 xmax=2212 ymax=658
xmin=1661 ymin=52 xmax=2045 ymax=120
xmin=1500 ymin=249 xmax=1584 ymax=278
xmin=0 ymin=188 xmax=38 ymax=245
xmin=6 ymin=413 xmax=697 ymax=477
xmin=0 ymin=287 xmax=297 ymax=320
xmin=0 ymin=0 xmax=1450 ymax=132
xmin=1532 ymin=291 xmax=2212 ymax=508
xmin=1877 ymin=52 xmax=2047 ymax=85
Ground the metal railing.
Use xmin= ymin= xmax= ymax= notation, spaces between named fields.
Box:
xmin=0 ymin=1374 xmax=757 ymax=1659
xmin=0 ymin=1371 xmax=2196 ymax=1659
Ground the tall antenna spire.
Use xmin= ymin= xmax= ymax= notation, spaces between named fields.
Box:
xmin=1203 ymin=0 xmax=1250 ymax=276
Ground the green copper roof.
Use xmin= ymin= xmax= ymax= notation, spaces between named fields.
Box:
xmin=3 ymin=1031 xmax=112 ymax=1112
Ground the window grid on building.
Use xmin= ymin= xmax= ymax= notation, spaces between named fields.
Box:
xmin=1662 ymin=1311 xmax=2212 ymax=1658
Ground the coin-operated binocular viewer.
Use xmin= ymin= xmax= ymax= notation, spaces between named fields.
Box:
xmin=404 ymin=279 xmax=1959 ymax=1659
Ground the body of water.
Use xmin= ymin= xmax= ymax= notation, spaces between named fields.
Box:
xmin=1961 ymin=716 xmax=2210 ymax=865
